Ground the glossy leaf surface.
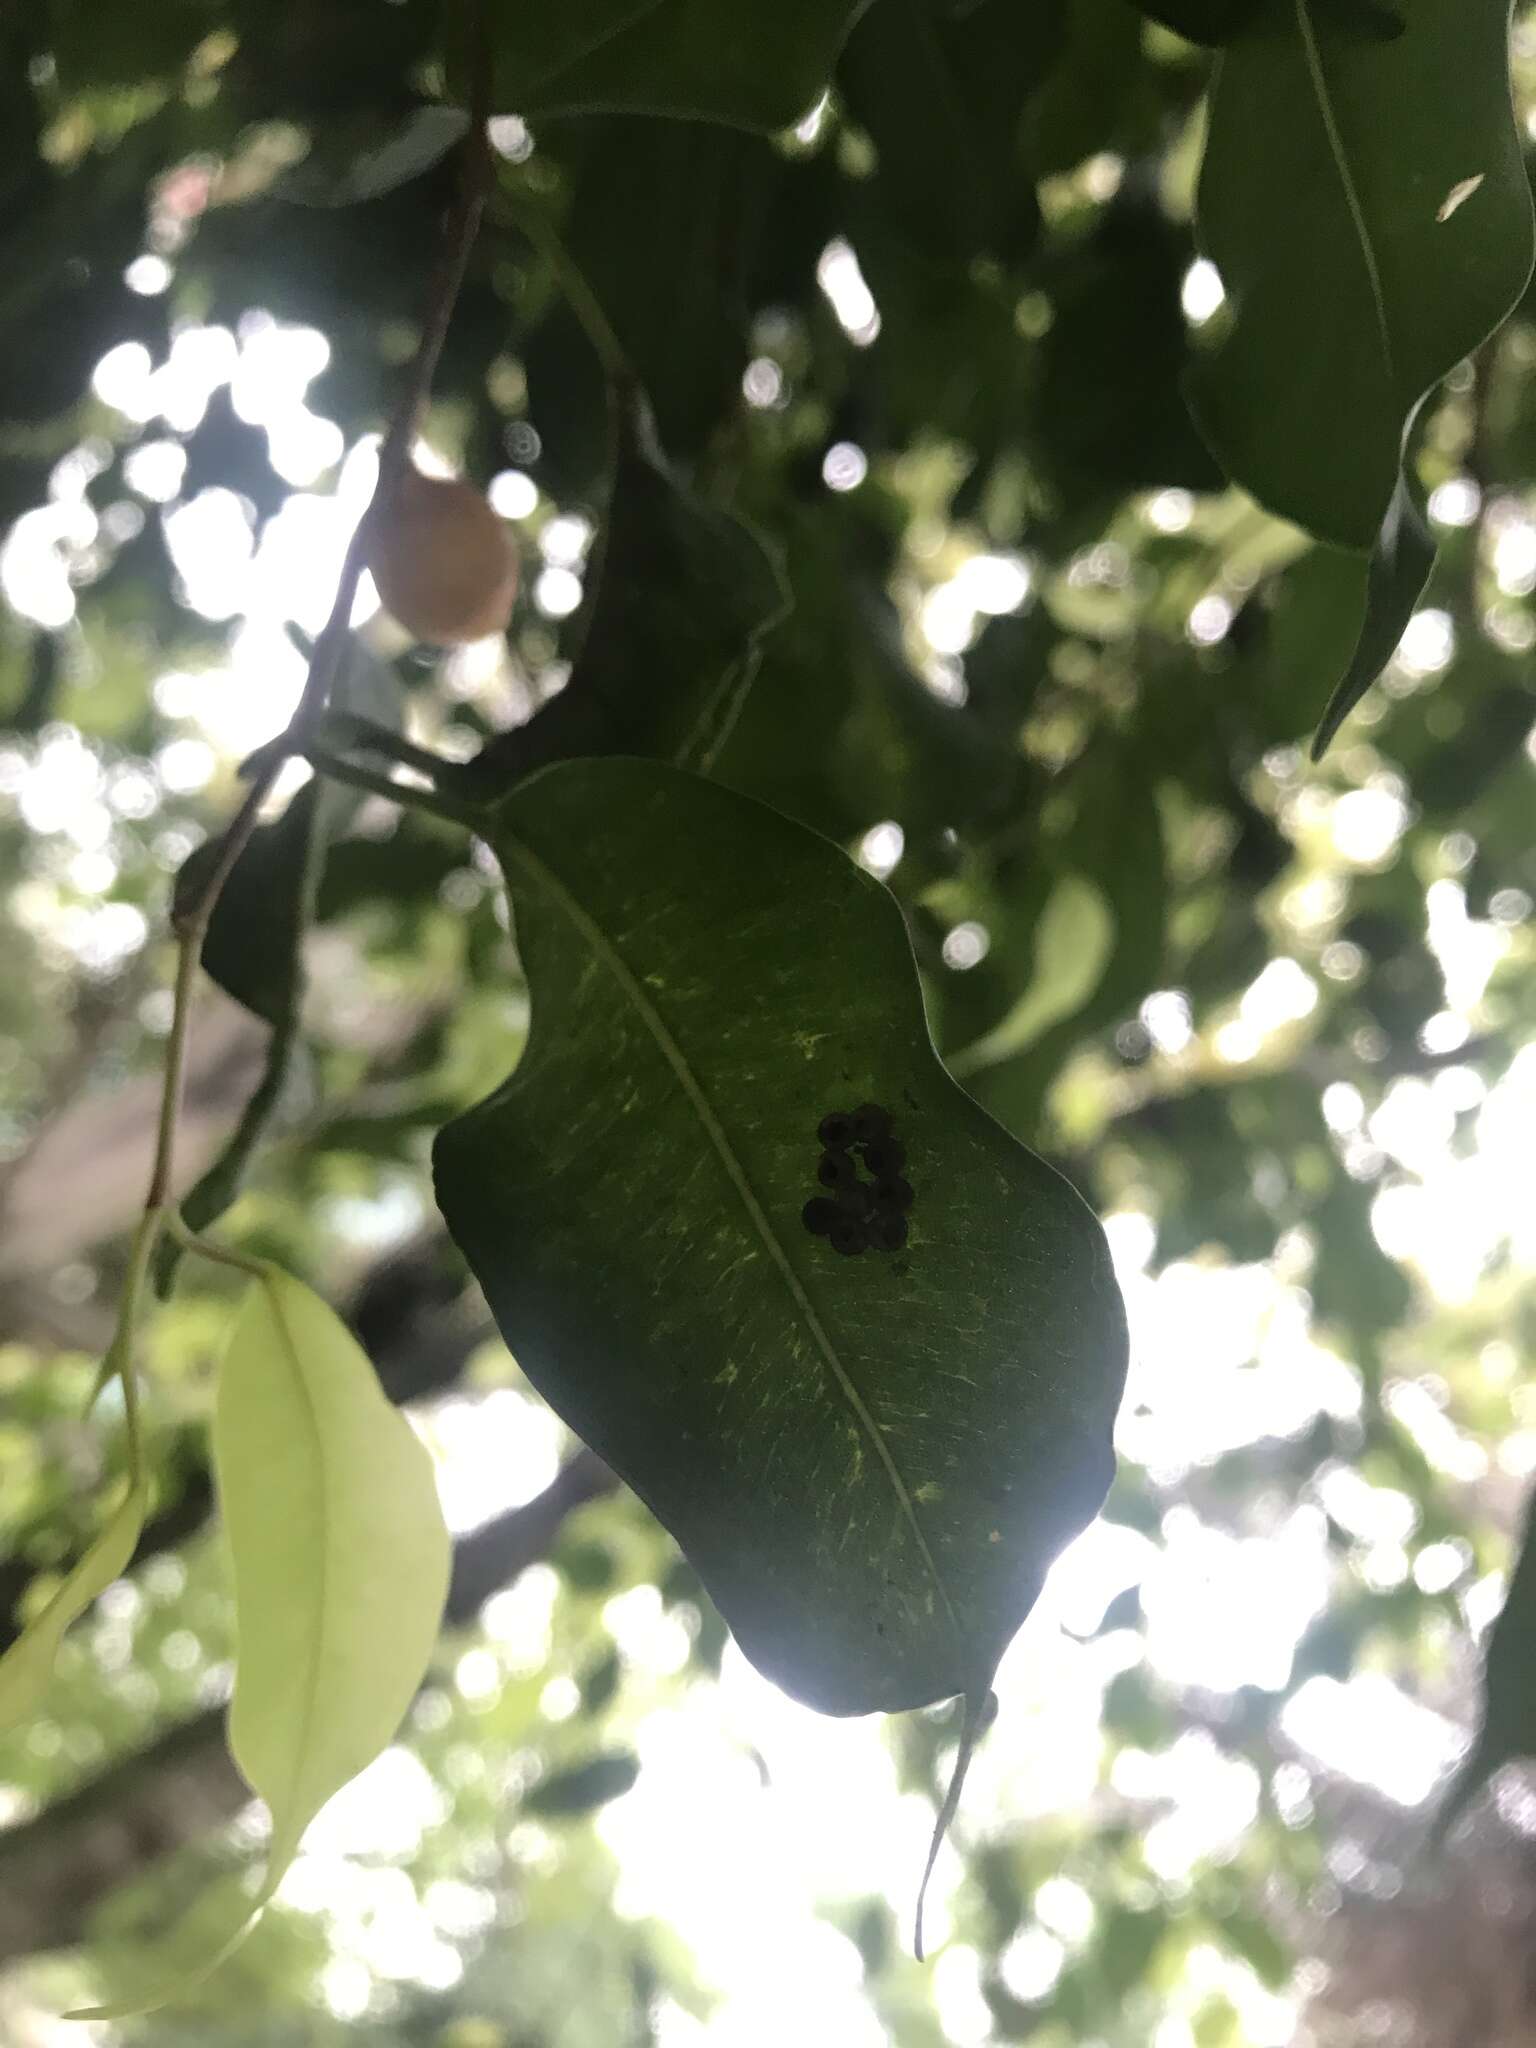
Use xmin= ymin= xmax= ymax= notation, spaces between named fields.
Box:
xmin=1189 ymin=0 xmax=1533 ymax=550
xmin=496 ymin=0 xmax=873 ymax=131
xmin=434 ymin=760 xmax=1127 ymax=1717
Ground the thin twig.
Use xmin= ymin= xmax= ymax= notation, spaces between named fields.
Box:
xmin=151 ymin=63 xmax=494 ymax=1212
xmin=113 ymin=6 xmax=494 ymax=1367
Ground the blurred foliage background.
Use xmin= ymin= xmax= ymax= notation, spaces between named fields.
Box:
xmin=5 ymin=2 xmax=1536 ymax=2044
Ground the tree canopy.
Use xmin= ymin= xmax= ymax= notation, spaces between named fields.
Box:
xmin=4 ymin=2 xmax=1536 ymax=2042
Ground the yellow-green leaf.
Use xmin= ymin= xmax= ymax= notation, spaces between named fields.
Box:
xmin=0 ymin=1480 xmax=146 ymax=1731
xmin=219 ymin=1268 xmax=450 ymax=1874
xmin=75 ymin=1268 xmax=450 ymax=2019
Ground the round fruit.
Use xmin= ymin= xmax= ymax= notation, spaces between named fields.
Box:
xmin=365 ymin=466 xmax=518 ymax=645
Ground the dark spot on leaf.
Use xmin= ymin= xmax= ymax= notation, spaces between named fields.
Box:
xmin=818 ymin=1110 xmax=855 ymax=1147
xmin=802 ymin=1197 xmax=838 ymax=1237
xmin=874 ymin=1175 xmax=914 ymax=1211
xmin=869 ymin=1212 xmax=908 ymax=1252
xmin=830 ymin=1217 xmax=868 ymax=1256
xmin=861 ymin=1138 xmax=906 ymax=1176
xmin=818 ymin=1149 xmax=859 ymax=1189
xmin=852 ymin=1101 xmax=892 ymax=1144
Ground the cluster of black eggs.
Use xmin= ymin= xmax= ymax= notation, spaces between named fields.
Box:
xmin=801 ymin=1102 xmax=914 ymax=1256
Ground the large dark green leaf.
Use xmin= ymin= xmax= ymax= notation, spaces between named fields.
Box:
xmin=466 ymin=407 xmax=787 ymax=794
xmin=433 ymin=760 xmax=1126 ymax=1717
xmin=524 ymin=122 xmax=774 ymax=457
xmin=1188 ymin=0 xmax=1533 ymax=550
xmin=837 ymin=0 xmax=1057 ymax=266
xmin=1128 ymin=0 xmax=1255 ymax=39
xmin=496 ymin=0 xmax=873 ymax=131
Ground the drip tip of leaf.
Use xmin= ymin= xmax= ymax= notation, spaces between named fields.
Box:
xmin=914 ymin=1685 xmax=997 ymax=1962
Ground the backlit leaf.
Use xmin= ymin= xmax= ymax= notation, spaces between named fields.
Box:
xmin=218 ymin=1269 xmax=450 ymax=1873
xmin=78 ymin=1269 xmax=450 ymax=2016
xmin=434 ymin=759 xmax=1127 ymax=1718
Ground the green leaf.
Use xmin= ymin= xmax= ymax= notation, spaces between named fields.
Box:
xmin=501 ymin=0 xmax=873 ymax=130
xmin=1434 ymin=1480 xmax=1536 ymax=1843
xmin=466 ymin=403 xmax=787 ymax=793
xmin=433 ymin=759 xmax=1126 ymax=1717
xmin=524 ymin=1750 xmax=642 ymax=1816
xmin=78 ymin=1269 xmax=450 ymax=2018
xmin=1309 ymin=453 xmax=1435 ymax=758
xmin=1128 ymin=0 xmax=1258 ymax=39
xmin=837 ymin=0 xmax=1055 ymax=265
xmin=949 ymin=875 xmax=1116 ymax=1079
xmin=1188 ymin=0 xmax=1534 ymax=549
xmin=0 ymin=1480 xmax=146 ymax=1731
xmin=276 ymin=105 xmax=471 ymax=207
xmin=219 ymin=1269 xmax=450 ymax=1871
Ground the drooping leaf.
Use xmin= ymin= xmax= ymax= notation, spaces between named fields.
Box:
xmin=524 ymin=1750 xmax=642 ymax=1816
xmin=433 ymin=758 xmax=1127 ymax=1718
xmin=1433 ymin=1481 xmax=1536 ymax=1842
xmin=1188 ymin=0 xmax=1533 ymax=550
xmin=949 ymin=875 xmax=1116 ymax=1079
xmin=182 ymin=644 xmax=403 ymax=1028
xmin=276 ymin=105 xmax=471 ymax=207
xmin=1309 ymin=455 xmax=1435 ymax=758
xmin=524 ymin=122 xmax=776 ymax=458
xmin=78 ymin=1269 xmax=451 ymax=2017
xmin=497 ymin=0 xmax=873 ymax=131
xmin=1128 ymin=0 xmax=1258 ymax=41
xmin=218 ymin=1269 xmax=450 ymax=1872
xmin=0 ymin=1481 xmax=146 ymax=1731
xmin=1034 ymin=177 xmax=1224 ymax=503
xmin=466 ymin=404 xmax=787 ymax=794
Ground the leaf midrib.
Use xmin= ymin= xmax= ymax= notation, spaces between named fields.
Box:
xmin=1295 ymin=0 xmax=1395 ymax=388
xmin=501 ymin=828 xmax=960 ymax=1642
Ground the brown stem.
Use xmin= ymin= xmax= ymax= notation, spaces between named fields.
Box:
xmin=148 ymin=41 xmax=495 ymax=1218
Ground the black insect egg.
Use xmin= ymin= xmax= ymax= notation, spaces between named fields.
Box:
xmin=817 ymin=1149 xmax=858 ymax=1190
xmin=803 ymin=1100 xmax=913 ymax=1254
xmin=860 ymin=1137 xmax=906 ymax=1177
xmin=869 ymin=1211 xmax=909 ymax=1252
xmin=829 ymin=1216 xmax=868 ymax=1256
xmin=851 ymin=1102 xmax=892 ymax=1144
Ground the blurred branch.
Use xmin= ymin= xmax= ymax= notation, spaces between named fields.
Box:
xmin=0 ymin=1445 xmax=616 ymax=1966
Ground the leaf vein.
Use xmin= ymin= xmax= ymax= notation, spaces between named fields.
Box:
xmin=1295 ymin=0 xmax=1395 ymax=386
xmin=502 ymin=832 xmax=960 ymax=1640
